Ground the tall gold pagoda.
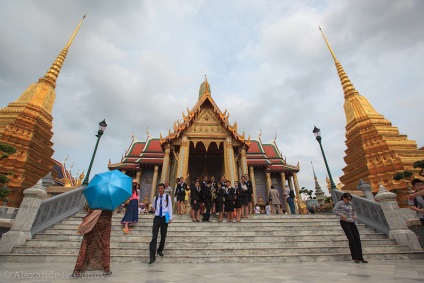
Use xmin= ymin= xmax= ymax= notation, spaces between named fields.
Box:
xmin=0 ymin=16 xmax=85 ymax=207
xmin=320 ymin=28 xmax=424 ymax=193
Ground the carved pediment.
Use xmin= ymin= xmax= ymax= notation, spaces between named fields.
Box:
xmin=194 ymin=107 xmax=220 ymax=124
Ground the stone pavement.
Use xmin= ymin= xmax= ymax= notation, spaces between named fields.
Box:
xmin=0 ymin=259 xmax=423 ymax=283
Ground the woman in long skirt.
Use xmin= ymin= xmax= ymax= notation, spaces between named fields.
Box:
xmin=72 ymin=210 xmax=113 ymax=277
xmin=121 ymin=183 xmax=139 ymax=234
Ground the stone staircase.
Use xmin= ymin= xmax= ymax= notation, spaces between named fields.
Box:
xmin=1 ymin=212 xmax=423 ymax=263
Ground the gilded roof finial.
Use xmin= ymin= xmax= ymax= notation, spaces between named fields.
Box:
xmin=311 ymin=161 xmax=317 ymax=177
xmin=273 ymin=133 xmax=277 ymax=144
xmin=258 ymin=129 xmax=262 ymax=140
xmin=146 ymin=126 xmax=151 ymax=139
xmin=319 ymin=26 xmax=359 ymax=100
xmin=319 ymin=26 xmax=337 ymax=62
xmin=198 ymin=75 xmax=211 ymax=99
xmin=42 ymin=15 xmax=86 ymax=88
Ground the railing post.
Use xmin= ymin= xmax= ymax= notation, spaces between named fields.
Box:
xmin=356 ymin=179 xmax=375 ymax=201
xmin=375 ymin=184 xmax=421 ymax=251
xmin=0 ymin=179 xmax=47 ymax=253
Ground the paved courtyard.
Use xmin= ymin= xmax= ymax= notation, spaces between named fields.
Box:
xmin=1 ymin=259 xmax=423 ymax=283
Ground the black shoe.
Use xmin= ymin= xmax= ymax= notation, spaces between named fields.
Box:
xmin=202 ymin=219 xmax=207 ymax=222
xmin=157 ymin=251 xmax=164 ymax=257
xmin=353 ymin=260 xmax=360 ymax=263
xmin=360 ymin=260 xmax=368 ymax=263
xmin=149 ymin=258 xmax=156 ymax=265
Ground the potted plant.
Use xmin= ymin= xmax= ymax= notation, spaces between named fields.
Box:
xmin=0 ymin=186 xmax=9 ymax=206
xmin=299 ymin=187 xmax=318 ymax=213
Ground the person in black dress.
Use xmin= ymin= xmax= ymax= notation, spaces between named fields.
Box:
xmin=240 ymin=176 xmax=249 ymax=219
xmin=234 ymin=181 xmax=243 ymax=222
xmin=245 ymin=174 xmax=254 ymax=214
xmin=215 ymin=182 xmax=225 ymax=222
xmin=190 ymin=180 xmax=201 ymax=222
xmin=175 ymin=177 xmax=187 ymax=215
xmin=224 ymin=180 xmax=235 ymax=222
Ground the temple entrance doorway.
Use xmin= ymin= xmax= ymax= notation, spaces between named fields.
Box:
xmin=188 ymin=141 xmax=223 ymax=182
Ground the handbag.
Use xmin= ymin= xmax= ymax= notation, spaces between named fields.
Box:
xmin=164 ymin=211 xmax=171 ymax=223
xmin=77 ymin=210 xmax=102 ymax=235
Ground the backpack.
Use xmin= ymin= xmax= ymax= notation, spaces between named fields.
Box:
xmin=289 ymin=189 xmax=295 ymax=198
xmin=155 ymin=194 xmax=170 ymax=208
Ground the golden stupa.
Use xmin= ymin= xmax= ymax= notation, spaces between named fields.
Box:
xmin=0 ymin=16 xmax=85 ymax=207
xmin=320 ymin=28 xmax=424 ymax=193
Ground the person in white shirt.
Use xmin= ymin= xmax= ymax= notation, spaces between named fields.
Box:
xmin=265 ymin=202 xmax=271 ymax=215
xmin=149 ymin=183 xmax=172 ymax=265
xmin=255 ymin=204 xmax=261 ymax=214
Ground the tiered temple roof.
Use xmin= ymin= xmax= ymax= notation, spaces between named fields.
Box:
xmin=160 ymin=78 xmax=250 ymax=147
xmin=110 ymin=134 xmax=298 ymax=173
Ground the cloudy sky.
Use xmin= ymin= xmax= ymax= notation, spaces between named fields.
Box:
xmin=1 ymin=0 xmax=423 ymax=196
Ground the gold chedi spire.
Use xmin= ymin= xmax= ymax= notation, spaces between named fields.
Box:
xmin=0 ymin=16 xmax=85 ymax=207
xmin=320 ymin=27 xmax=424 ymax=194
xmin=319 ymin=27 xmax=380 ymax=125
xmin=42 ymin=14 xmax=86 ymax=88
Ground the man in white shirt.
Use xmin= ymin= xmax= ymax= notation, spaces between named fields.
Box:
xmin=149 ymin=183 xmax=172 ymax=265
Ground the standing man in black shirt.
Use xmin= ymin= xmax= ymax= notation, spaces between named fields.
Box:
xmin=202 ymin=180 xmax=213 ymax=222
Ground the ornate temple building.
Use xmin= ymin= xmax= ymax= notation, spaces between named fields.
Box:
xmin=108 ymin=79 xmax=302 ymax=208
xmin=320 ymin=28 xmax=424 ymax=194
xmin=0 ymin=17 xmax=85 ymax=207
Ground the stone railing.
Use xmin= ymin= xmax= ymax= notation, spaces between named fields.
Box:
xmin=332 ymin=188 xmax=389 ymax=234
xmin=31 ymin=186 xmax=85 ymax=235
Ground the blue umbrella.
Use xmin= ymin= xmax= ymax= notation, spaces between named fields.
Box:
xmin=84 ymin=170 xmax=132 ymax=210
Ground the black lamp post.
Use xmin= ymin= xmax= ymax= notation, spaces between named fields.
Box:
xmin=312 ymin=126 xmax=337 ymax=191
xmin=83 ymin=119 xmax=107 ymax=186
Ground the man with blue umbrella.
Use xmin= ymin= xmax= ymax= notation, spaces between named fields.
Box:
xmin=149 ymin=183 xmax=173 ymax=265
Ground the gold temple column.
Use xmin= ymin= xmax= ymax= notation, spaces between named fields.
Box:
xmin=281 ymin=172 xmax=290 ymax=214
xmin=224 ymin=136 xmax=237 ymax=185
xmin=160 ymin=144 xmax=171 ymax=183
xmin=177 ymin=136 xmax=190 ymax=179
xmin=150 ymin=165 xmax=159 ymax=203
xmin=266 ymin=172 xmax=272 ymax=196
xmin=136 ymin=169 xmax=142 ymax=184
xmin=240 ymin=147 xmax=248 ymax=175
xmin=249 ymin=166 xmax=258 ymax=204
xmin=237 ymin=159 xmax=242 ymax=182
xmin=287 ymin=175 xmax=298 ymax=214
xmin=293 ymin=173 xmax=302 ymax=214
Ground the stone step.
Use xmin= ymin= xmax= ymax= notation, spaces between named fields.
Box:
xmin=62 ymin=219 xmax=344 ymax=227
xmin=33 ymin=232 xmax=387 ymax=242
xmin=2 ymin=251 xmax=423 ymax=264
xmin=50 ymin=223 xmax=375 ymax=233
xmin=3 ymin=211 xmax=422 ymax=263
xmin=24 ymin=238 xmax=397 ymax=248
xmin=11 ymin=245 xmax=408 ymax=256
xmin=41 ymin=227 xmax=378 ymax=237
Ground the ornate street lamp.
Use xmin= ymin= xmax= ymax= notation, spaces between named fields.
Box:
xmin=83 ymin=119 xmax=107 ymax=186
xmin=312 ymin=126 xmax=337 ymax=191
